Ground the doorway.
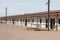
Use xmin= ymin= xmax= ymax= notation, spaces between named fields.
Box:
xmin=46 ymin=19 xmax=48 ymax=28
xmin=12 ymin=19 xmax=14 ymax=24
xmin=25 ymin=19 xmax=27 ymax=26
xmin=50 ymin=19 xmax=55 ymax=29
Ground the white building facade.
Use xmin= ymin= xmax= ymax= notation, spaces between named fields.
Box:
xmin=0 ymin=10 xmax=60 ymax=30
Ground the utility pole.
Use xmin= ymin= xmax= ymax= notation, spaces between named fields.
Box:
xmin=37 ymin=16 xmax=38 ymax=28
xmin=5 ymin=7 xmax=7 ymax=24
xmin=47 ymin=0 xmax=50 ymax=31
xmin=56 ymin=13 xmax=58 ymax=31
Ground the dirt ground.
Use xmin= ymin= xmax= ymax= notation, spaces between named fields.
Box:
xmin=0 ymin=23 xmax=60 ymax=40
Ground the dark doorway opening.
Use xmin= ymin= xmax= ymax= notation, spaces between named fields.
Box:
xmin=25 ymin=19 xmax=27 ymax=26
xmin=46 ymin=19 xmax=48 ymax=28
xmin=12 ymin=19 xmax=14 ymax=24
xmin=50 ymin=19 xmax=55 ymax=29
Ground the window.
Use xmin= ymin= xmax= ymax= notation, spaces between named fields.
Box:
xmin=10 ymin=19 xmax=11 ymax=21
xmin=32 ymin=19 xmax=34 ymax=23
xmin=59 ymin=19 xmax=60 ymax=24
xmin=40 ymin=19 xmax=42 ymax=23
xmin=20 ymin=19 xmax=22 ymax=22
xmin=17 ymin=19 xmax=18 ymax=22
xmin=46 ymin=19 xmax=48 ymax=28
xmin=23 ymin=19 xmax=24 ymax=22
xmin=46 ymin=19 xmax=48 ymax=23
xmin=28 ymin=19 xmax=30 ymax=22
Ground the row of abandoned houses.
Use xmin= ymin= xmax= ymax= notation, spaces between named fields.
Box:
xmin=0 ymin=10 xmax=60 ymax=30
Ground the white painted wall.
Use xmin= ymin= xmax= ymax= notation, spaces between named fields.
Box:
xmin=3 ymin=13 xmax=60 ymax=30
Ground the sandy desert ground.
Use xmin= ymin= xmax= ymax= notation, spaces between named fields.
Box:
xmin=0 ymin=23 xmax=60 ymax=40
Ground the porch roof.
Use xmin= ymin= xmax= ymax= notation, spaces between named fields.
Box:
xmin=0 ymin=10 xmax=60 ymax=19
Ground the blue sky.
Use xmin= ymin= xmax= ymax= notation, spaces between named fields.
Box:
xmin=0 ymin=0 xmax=60 ymax=16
